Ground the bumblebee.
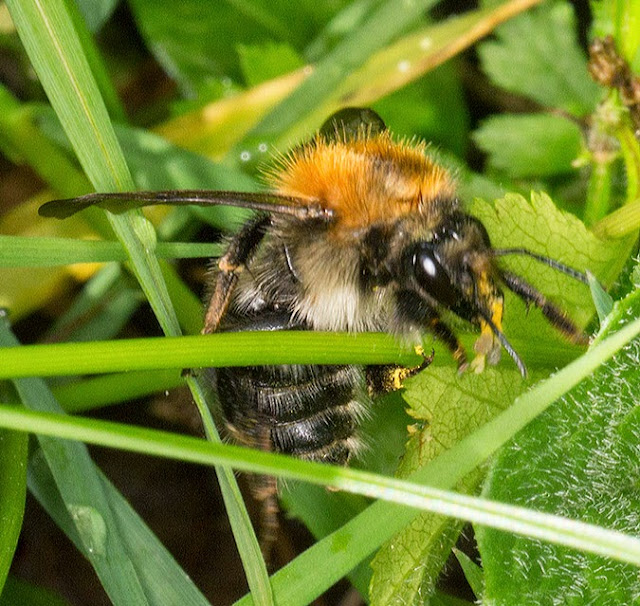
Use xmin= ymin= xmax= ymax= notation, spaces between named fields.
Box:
xmin=40 ymin=107 xmax=588 ymax=553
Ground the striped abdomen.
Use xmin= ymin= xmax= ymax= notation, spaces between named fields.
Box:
xmin=214 ymin=362 xmax=367 ymax=465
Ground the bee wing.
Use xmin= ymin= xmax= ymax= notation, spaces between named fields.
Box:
xmin=39 ymin=190 xmax=334 ymax=222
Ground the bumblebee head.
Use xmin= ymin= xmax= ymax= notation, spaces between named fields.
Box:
xmin=387 ymin=205 xmax=591 ymax=376
xmin=400 ymin=211 xmax=512 ymax=372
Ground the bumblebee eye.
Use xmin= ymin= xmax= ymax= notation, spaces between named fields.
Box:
xmin=411 ymin=245 xmax=458 ymax=307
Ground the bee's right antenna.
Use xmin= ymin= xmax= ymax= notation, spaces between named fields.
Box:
xmin=492 ymin=248 xmax=589 ymax=285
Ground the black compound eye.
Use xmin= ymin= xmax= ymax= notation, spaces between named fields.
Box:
xmin=411 ymin=245 xmax=458 ymax=307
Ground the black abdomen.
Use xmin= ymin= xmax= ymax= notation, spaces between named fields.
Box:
xmin=215 ymin=357 xmax=367 ymax=465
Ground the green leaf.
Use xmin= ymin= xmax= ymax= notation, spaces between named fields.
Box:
xmin=0 ymin=332 xmax=422 ymax=379
xmin=473 ymin=114 xmax=583 ymax=178
xmin=74 ymin=0 xmax=119 ymax=32
xmin=371 ymin=189 xmax=633 ymax=604
xmin=245 ymin=0 xmax=439 ymax=144
xmin=0 ymin=418 xmax=27 ymax=594
xmin=369 ymin=368 xmax=522 ymax=605
xmin=470 ymin=192 xmax=635 ymax=336
xmin=478 ymin=2 xmax=600 ymax=115
xmin=453 ymin=548 xmax=484 ymax=600
xmin=238 ymin=42 xmax=304 ymax=87
xmin=3 ymin=310 xmax=640 ymax=605
xmin=0 ymin=576 xmax=70 ymax=606
xmin=27 ymin=449 xmax=212 ymax=606
xmin=478 ymin=284 xmax=640 ymax=604
xmin=589 ymin=271 xmax=614 ymax=323
xmin=8 ymin=2 xmax=270 ymax=599
xmin=53 ymin=370 xmax=184 ymax=413
xmin=373 ymin=63 xmax=469 ymax=157
xmin=127 ymin=0 xmax=338 ymax=94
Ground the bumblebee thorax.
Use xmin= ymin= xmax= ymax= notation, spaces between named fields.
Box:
xmin=268 ymin=133 xmax=455 ymax=235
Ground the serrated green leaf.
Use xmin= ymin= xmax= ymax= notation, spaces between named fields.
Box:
xmin=238 ymin=42 xmax=304 ymax=87
xmin=470 ymin=192 xmax=635 ymax=338
xmin=370 ymin=369 xmax=521 ymax=605
xmin=478 ymin=283 xmax=640 ymax=604
xmin=371 ymin=189 xmax=634 ymax=605
xmin=478 ymin=2 xmax=600 ymax=115
xmin=473 ymin=113 xmax=583 ymax=178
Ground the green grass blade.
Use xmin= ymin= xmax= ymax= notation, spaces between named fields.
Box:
xmin=0 ymin=404 xmax=639 ymax=570
xmin=7 ymin=0 xmax=269 ymax=601
xmin=0 ymin=332 xmax=424 ymax=378
xmin=0 ymin=323 xmax=149 ymax=604
xmin=0 ymin=236 xmax=221 ymax=267
xmin=53 ymin=369 xmax=184 ymax=413
xmin=0 ymin=576 xmax=70 ymax=606
xmin=234 ymin=309 xmax=640 ymax=605
xmin=27 ymin=449 xmax=212 ymax=606
xmin=0 ymin=425 xmax=27 ymax=595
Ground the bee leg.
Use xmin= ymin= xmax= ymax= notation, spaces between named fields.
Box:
xmin=426 ymin=314 xmax=468 ymax=372
xmin=501 ymin=271 xmax=589 ymax=345
xmin=251 ymin=423 xmax=279 ymax=565
xmin=366 ymin=346 xmax=434 ymax=395
xmin=203 ymin=215 xmax=271 ymax=334
xmin=250 ymin=473 xmax=280 ymax=564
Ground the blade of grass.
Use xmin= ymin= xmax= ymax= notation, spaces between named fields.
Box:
xmin=62 ymin=0 xmax=126 ymax=122
xmin=0 ymin=320 xmax=149 ymax=604
xmin=0 ymin=425 xmax=27 ymax=595
xmin=0 ymin=330 xmax=582 ymax=379
xmin=0 ymin=236 xmax=220 ymax=267
xmin=53 ymin=369 xmax=185 ymax=413
xmin=241 ymin=0 xmax=441 ymax=144
xmin=294 ymin=0 xmax=546 ymax=142
xmin=1 ymin=388 xmax=640 ymax=570
xmin=7 ymin=0 xmax=270 ymax=602
xmin=27 ymin=444 xmax=212 ymax=606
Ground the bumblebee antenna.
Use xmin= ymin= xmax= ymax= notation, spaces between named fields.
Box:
xmin=492 ymin=248 xmax=588 ymax=285
xmin=478 ymin=309 xmax=528 ymax=378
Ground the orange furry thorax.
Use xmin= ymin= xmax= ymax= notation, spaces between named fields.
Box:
xmin=267 ymin=132 xmax=455 ymax=234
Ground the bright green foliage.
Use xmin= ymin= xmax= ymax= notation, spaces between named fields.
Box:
xmin=478 ymin=2 xmax=600 ymax=116
xmin=2 ymin=0 xmax=640 ymax=604
xmin=370 ymin=187 xmax=633 ymax=604
xmin=237 ymin=43 xmax=305 ymax=87
xmin=370 ymin=368 xmax=521 ymax=605
xmin=478 ymin=284 xmax=640 ymax=605
xmin=127 ymin=0 xmax=344 ymax=95
xmin=471 ymin=192 xmax=634 ymax=333
xmin=473 ymin=114 xmax=583 ymax=178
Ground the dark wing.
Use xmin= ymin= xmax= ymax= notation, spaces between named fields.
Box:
xmin=39 ymin=190 xmax=335 ymax=222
